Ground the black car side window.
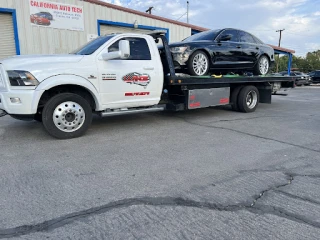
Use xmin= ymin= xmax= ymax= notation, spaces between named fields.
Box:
xmin=240 ymin=31 xmax=256 ymax=44
xmin=108 ymin=37 xmax=151 ymax=60
xmin=219 ymin=30 xmax=239 ymax=42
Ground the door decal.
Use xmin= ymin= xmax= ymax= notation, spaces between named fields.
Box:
xmin=102 ymin=73 xmax=116 ymax=80
xmin=122 ymin=72 xmax=151 ymax=87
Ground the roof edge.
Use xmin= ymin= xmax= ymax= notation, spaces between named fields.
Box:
xmin=84 ymin=0 xmax=209 ymax=32
xmin=268 ymin=44 xmax=295 ymax=54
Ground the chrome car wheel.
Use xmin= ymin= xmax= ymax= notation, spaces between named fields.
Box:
xmin=192 ymin=52 xmax=209 ymax=76
xmin=259 ymin=56 xmax=269 ymax=75
xmin=52 ymin=101 xmax=85 ymax=133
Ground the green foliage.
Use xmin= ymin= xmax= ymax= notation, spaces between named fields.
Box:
xmin=275 ymin=50 xmax=320 ymax=73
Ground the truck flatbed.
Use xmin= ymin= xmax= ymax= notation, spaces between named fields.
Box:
xmin=166 ymin=75 xmax=296 ymax=85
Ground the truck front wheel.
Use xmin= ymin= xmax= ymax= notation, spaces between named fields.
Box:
xmin=237 ymin=86 xmax=259 ymax=113
xmin=42 ymin=93 xmax=93 ymax=139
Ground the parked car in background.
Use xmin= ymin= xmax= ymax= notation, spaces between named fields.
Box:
xmin=169 ymin=28 xmax=275 ymax=76
xmin=30 ymin=13 xmax=51 ymax=26
xmin=279 ymin=71 xmax=311 ymax=86
xmin=308 ymin=70 xmax=320 ymax=83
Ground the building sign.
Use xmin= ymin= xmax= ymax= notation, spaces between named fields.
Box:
xmin=29 ymin=0 xmax=84 ymax=31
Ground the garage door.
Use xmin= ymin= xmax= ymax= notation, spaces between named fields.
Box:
xmin=100 ymin=25 xmax=152 ymax=36
xmin=0 ymin=13 xmax=16 ymax=59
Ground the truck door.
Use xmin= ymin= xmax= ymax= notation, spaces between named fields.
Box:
xmin=97 ymin=36 xmax=160 ymax=109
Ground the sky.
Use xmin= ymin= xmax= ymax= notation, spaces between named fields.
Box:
xmin=103 ymin=0 xmax=320 ymax=57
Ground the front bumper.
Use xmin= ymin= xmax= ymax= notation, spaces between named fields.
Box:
xmin=0 ymin=89 xmax=43 ymax=115
xmin=172 ymin=51 xmax=191 ymax=66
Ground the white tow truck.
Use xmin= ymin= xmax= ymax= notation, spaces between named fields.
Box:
xmin=0 ymin=31 xmax=295 ymax=139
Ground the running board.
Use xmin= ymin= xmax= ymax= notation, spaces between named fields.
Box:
xmin=99 ymin=106 xmax=165 ymax=117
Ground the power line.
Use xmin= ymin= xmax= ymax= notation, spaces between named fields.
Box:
xmin=175 ymin=12 xmax=187 ymax=21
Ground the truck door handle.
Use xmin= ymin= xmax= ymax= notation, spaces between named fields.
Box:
xmin=236 ymin=46 xmax=241 ymax=49
xmin=143 ymin=67 xmax=154 ymax=70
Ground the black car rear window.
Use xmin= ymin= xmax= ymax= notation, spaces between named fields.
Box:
xmin=182 ymin=29 xmax=221 ymax=42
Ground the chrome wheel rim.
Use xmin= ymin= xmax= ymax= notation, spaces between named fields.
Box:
xmin=53 ymin=101 xmax=85 ymax=132
xmin=246 ymin=90 xmax=258 ymax=109
xmin=259 ymin=57 xmax=269 ymax=75
xmin=192 ymin=53 xmax=208 ymax=75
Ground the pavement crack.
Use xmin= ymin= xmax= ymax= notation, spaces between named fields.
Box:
xmin=1 ymin=170 xmax=319 ymax=238
xmin=253 ymin=205 xmax=320 ymax=230
xmin=176 ymin=116 xmax=320 ymax=153
xmin=250 ymin=174 xmax=294 ymax=207
xmin=0 ymin=197 xmax=247 ymax=239
xmin=0 ymin=173 xmax=296 ymax=239
xmin=273 ymin=189 xmax=320 ymax=206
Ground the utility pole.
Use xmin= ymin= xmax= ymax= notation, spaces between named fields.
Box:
xmin=276 ymin=29 xmax=285 ymax=72
xmin=276 ymin=29 xmax=285 ymax=47
xmin=187 ymin=1 xmax=189 ymax=23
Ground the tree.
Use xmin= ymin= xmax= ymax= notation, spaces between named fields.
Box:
xmin=274 ymin=50 xmax=320 ymax=73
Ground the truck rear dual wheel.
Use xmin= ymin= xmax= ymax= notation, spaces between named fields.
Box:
xmin=42 ymin=93 xmax=92 ymax=139
xmin=238 ymin=86 xmax=259 ymax=112
xmin=232 ymin=86 xmax=259 ymax=113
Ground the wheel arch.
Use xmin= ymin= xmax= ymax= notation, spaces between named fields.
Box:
xmin=34 ymin=75 xmax=102 ymax=113
xmin=190 ymin=48 xmax=213 ymax=66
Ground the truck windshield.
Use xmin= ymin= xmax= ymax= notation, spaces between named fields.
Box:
xmin=70 ymin=35 xmax=115 ymax=55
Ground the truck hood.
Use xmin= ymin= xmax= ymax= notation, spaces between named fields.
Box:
xmin=0 ymin=54 xmax=88 ymax=82
xmin=0 ymin=54 xmax=84 ymax=70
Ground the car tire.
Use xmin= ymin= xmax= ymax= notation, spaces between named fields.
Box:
xmin=230 ymin=86 xmax=243 ymax=112
xmin=237 ymin=85 xmax=260 ymax=113
xmin=253 ymin=55 xmax=270 ymax=75
xmin=42 ymin=93 xmax=92 ymax=139
xmin=188 ymin=50 xmax=210 ymax=76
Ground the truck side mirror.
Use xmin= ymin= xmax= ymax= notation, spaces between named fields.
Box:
xmin=101 ymin=40 xmax=130 ymax=61
xmin=119 ymin=40 xmax=130 ymax=59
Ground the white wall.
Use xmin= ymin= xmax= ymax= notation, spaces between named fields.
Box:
xmin=0 ymin=0 xmax=191 ymax=55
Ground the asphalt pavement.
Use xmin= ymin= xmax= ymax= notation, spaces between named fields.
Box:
xmin=0 ymin=86 xmax=320 ymax=239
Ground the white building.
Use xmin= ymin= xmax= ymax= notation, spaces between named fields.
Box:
xmin=0 ymin=0 xmax=207 ymax=59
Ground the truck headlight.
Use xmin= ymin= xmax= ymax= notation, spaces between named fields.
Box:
xmin=7 ymin=70 xmax=39 ymax=86
xmin=170 ymin=46 xmax=188 ymax=53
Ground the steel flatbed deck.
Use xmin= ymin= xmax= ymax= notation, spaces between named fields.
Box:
xmin=166 ymin=75 xmax=297 ymax=86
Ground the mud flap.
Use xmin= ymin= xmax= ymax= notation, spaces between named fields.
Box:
xmin=257 ymin=85 xmax=272 ymax=104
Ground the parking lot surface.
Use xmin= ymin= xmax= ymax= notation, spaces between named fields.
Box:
xmin=0 ymin=86 xmax=320 ymax=239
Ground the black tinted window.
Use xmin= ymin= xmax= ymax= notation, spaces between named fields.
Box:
xmin=108 ymin=37 xmax=151 ymax=60
xmin=253 ymin=35 xmax=264 ymax=44
xmin=219 ymin=29 xmax=239 ymax=42
xmin=182 ymin=29 xmax=221 ymax=42
xmin=240 ymin=31 xmax=256 ymax=43
xmin=316 ymin=71 xmax=320 ymax=76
